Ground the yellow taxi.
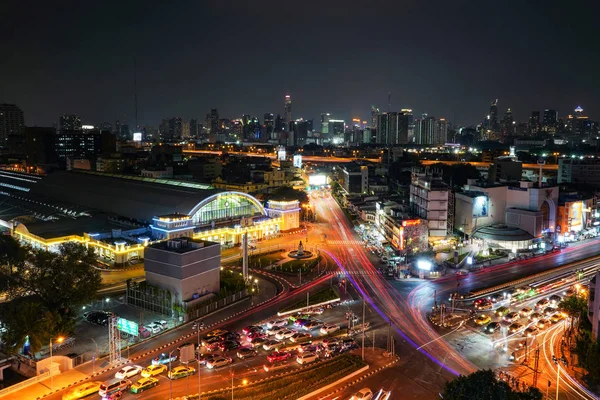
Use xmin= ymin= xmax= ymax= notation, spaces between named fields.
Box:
xmin=168 ymin=366 xmax=196 ymax=380
xmin=130 ymin=377 xmax=159 ymax=393
xmin=141 ymin=364 xmax=167 ymax=377
xmin=62 ymin=381 xmax=103 ymax=400
xmin=474 ymin=315 xmax=492 ymax=325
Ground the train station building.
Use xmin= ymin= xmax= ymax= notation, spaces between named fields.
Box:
xmin=0 ymin=169 xmax=299 ymax=266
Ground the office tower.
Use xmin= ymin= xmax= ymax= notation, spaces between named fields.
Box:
xmin=320 ymin=113 xmax=331 ymax=134
xmin=542 ymin=109 xmax=558 ymax=133
xmin=376 ymin=113 xmax=389 ymax=144
xmin=115 ymin=120 xmax=121 ymax=137
xmin=189 ymin=119 xmax=198 ymax=137
xmin=414 ymin=114 xmax=437 ymax=145
xmin=0 ymin=103 xmax=25 ymax=151
xmin=264 ymin=113 xmax=274 ymax=140
xmin=210 ymin=109 xmax=219 ymax=133
xmin=284 ymin=94 xmax=292 ymax=126
xmin=274 ymin=114 xmax=285 ymax=133
xmin=568 ymin=106 xmax=590 ymax=135
xmin=501 ymin=108 xmax=514 ymax=138
xmin=59 ymin=114 xmax=82 ymax=132
xmin=159 ymin=117 xmax=182 ymax=141
xmin=483 ymin=99 xmax=499 ymax=139
xmin=24 ymin=126 xmax=57 ymax=165
xmin=435 ymin=118 xmax=448 ymax=144
xmin=291 ymin=119 xmax=309 ymax=146
xmin=55 ymin=128 xmax=116 ymax=161
xmin=371 ymin=106 xmax=379 ymax=129
xmin=529 ymin=111 xmax=540 ymax=136
xmin=182 ymin=121 xmax=190 ymax=138
xmin=329 ymin=120 xmax=345 ymax=143
xmin=242 ymin=115 xmax=260 ymax=141
xmin=120 ymin=124 xmax=130 ymax=140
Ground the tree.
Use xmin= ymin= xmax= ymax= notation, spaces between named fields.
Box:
xmin=0 ymin=236 xmax=27 ymax=291
xmin=0 ymin=299 xmax=55 ymax=356
xmin=558 ymin=294 xmax=587 ymax=330
xmin=441 ymin=370 xmax=542 ymax=400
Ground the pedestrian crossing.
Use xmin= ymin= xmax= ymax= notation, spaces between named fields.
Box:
xmin=327 ymin=239 xmax=364 ymax=246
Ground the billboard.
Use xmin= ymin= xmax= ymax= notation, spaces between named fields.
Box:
xmin=133 ymin=132 xmax=142 ymax=142
xmin=293 ymin=154 xmax=302 ymax=168
xmin=117 ymin=318 xmax=139 ymax=336
xmin=472 ymin=196 xmax=489 ymax=218
xmin=568 ymin=201 xmax=583 ymax=231
xmin=308 ymin=174 xmax=327 ymax=186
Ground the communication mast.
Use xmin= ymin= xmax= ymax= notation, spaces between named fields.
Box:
xmin=108 ymin=315 xmax=122 ymax=365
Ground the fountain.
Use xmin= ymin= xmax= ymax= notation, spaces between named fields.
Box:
xmin=288 ymin=240 xmax=313 ymax=259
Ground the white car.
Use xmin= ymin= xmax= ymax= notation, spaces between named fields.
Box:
xmin=320 ymin=324 xmax=340 ymax=335
xmin=350 ymin=388 xmax=374 ymax=400
xmin=146 ymin=323 xmax=161 ymax=334
xmin=206 ymin=357 xmax=232 ymax=369
xmin=262 ymin=340 xmax=282 ymax=351
xmin=266 ymin=319 xmax=288 ymax=329
xmin=296 ymin=352 xmax=318 ymax=364
xmin=115 ymin=365 xmax=143 ymax=379
xmin=265 ymin=327 xmax=280 ymax=336
xmin=275 ymin=329 xmax=296 ymax=340
xmin=155 ymin=320 xmax=168 ymax=330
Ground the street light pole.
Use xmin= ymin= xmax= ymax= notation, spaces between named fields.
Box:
xmin=169 ymin=350 xmax=176 ymax=399
xmin=552 ymin=355 xmax=567 ymax=400
xmin=49 ymin=336 xmax=63 ymax=390
xmin=90 ymin=337 xmax=98 ymax=373
xmin=197 ymin=360 xmax=202 ymax=400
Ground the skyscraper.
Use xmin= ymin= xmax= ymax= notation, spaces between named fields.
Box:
xmin=274 ymin=114 xmax=285 ymax=133
xmin=59 ymin=114 xmax=82 ymax=132
xmin=501 ymin=108 xmax=514 ymax=138
xmin=320 ymin=113 xmax=331 ymax=134
xmin=264 ymin=113 xmax=274 ymax=140
xmin=210 ymin=109 xmax=219 ymax=134
xmin=189 ymin=119 xmax=199 ymax=137
xmin=0 ymin=104 xmax=25 ymax=150
xmin=483 ymin=99 xmax=499 ymax=139
xmin=371 ymin=106 xmax=379 ymax=130
xmin=375 ymin=112 xmax=409 ymax=145
xmin=542 ymin=109 xmax=558 ymax=133
xmin=529 ymin=111 xmax=540 ymax=136
xmin=284 ymin=94 xmax=292 ymax=126
xmin=435 ymin=118 xmax=448 ymax=144
xmin=414 ymin=114 xmax=437 ymax=145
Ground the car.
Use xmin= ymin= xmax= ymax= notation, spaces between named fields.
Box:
xmin=474 ymin=299 xmax=493 ymax=310
xmin=503 ymin=312 xmax=520 ymax=322
xmin=529 ymin=312 xmax=542 ymax=321
xmin=495 ymin=306 xmax=510 ymax=317
xmin=242 ymin=325 xmax=262 ymax=335
xmin=145 ymin=323 xmax=162 ymax=334
xmin=115 ymin=365 xmax=143 ymax=379
xmin=141 ymin=364 xmax=167 ymax=378
xmin=321 ymin=337 xmax=341 ymax=347
xmin=294 ymin=318 xmax=312 ymax=327
xmin=154 ymin=320 xmax=168 ymax=330
xmin=549 ymin=295 xmax=562 ymax=304
xmin=524 ymin=326 xmax=539 ymax=337
xmin=296 ymin=352 xmax=318 ymax=364
xmin=206 ymin=356 xmax=233 ymax=369
xmin=206 ymin=340 xmax=224 ymax=352
xmin=168 ymin=366 xmax=196 ymax=379
xmin=265 ymin=327 xmax=280 ymax=336
xmin=249 ymin=337 xmax=268 ymax=348
xmin=550 ymin=313 xmax=565 ymax=323
xmin=298 ymin=344 xmax=320 ymax=353
xmin=217 ymin=340 xmax=240 ymax=352
xmin=152 ymin=353 xmax=178 ymax=365
xmin=519 ymin=307 xmax=533 ymax=317
xmin=490 ymin=293 xmax=505 ymax=303
xmin=247 ymin=331 xmax=266 ymax=341
xmin=350 ymin=388 xmax=374 ymax=400
xmin=237 ymin=347 xmax=258 ymax=359
xmin=485 ymin=322 xmax=501 ymax=333
xmin=275 ymin=329 xmax=296 ymax=340
xmin=266 ymin=319 xmax=288 ymax=328
xmin=263 ymin=339 xmax=282 ymax=351
xmin=543 ymin=307 xmax=557 ymax=316
xmin=197 ymin=353 xmax=220 ymax=365
xmin=537 ymin=319 xmax=549 ymax=330
xmin=290 ymin=332 xmax=312 ymax=343
xmin=130 ymin=377 xmax=159 ymax=393
xmin=320 ymin=324 xmax=340 ymax=335
xmin=536 ymin=299 xmax=550 ymax=309
xmin=219 ymin=331 xmax=241 ymax=341
xmin=98 ymin=379 xmax=132 ymax=397
xmin=201 ymin=336 xmax=222 ymax=348
xmin=303 ymin=321 xmax=323 ymax=331
xmin=508 ymin=323 xmax=524 ymax=333
xmin=267 ymin=351 xmax=292 ymax=363
xmin=474 ymin=315 xmax=491 ymax=325
xmin=62 ymin=381 xmax=103 ymax=400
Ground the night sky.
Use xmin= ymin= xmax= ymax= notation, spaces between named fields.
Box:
xmin=3 ymin=0 xmax=599 ymax=127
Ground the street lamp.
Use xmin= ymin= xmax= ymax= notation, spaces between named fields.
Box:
xmin=169 ymin=350 xmax=176 ymax=399
xmin=50 ymin=336 xmax=64 ymax=390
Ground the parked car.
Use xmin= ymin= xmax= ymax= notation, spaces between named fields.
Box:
xmin=236 ymin=347 xmax=258 ymax=359
xmin=154 ymin=320 xmax=168 ymax=330
xmin=206 ymin=357 xmax=233 ymax=369
xmin=267 ymin=351 xmax=292 ymax=363
xmin=141 ymin=364 xmax=167 ymax=378
xmin=115 ymin=365 xmax=143 ymax=380
xmin=296 ymin=352 xmax=318 ymax=364
xmin=130 ymin=377 xmax=159 ymax=393
xmin=145 ymin=323 xmax=161 ymax=334
xmin=168 ymin=366 xmax=196 ymax=380
xmin=152 ymin=353 xmax=177 ymax=365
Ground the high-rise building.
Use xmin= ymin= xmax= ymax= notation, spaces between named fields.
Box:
xmin=264 ymin=113 xmax=274 ymax=140
xmin=182 ymin=121 xmax=190 ymax=138
xmin=529 ymin=111 xmax=541 ymax=136
xmin=0 ymin=103 xmax=25 ymax=151
xmin=483 ymin=99 xmax=499 ymax=139
xmin=284 ymin=94 xmax=292 ymax=126
xmin=120 ymin=124 xmax=130 ymax=140
xmin=291 ymin=119 xmax=310 ymax=146
xmin=189 ymin=119 xmax=199 ymax=137
xmin=159 ymin=117 xmax=183 ymax=141
xmin=329 ymin=120 xmax=345 ymax=143
xmin=55 ymin=129 xmax=116 ymax=161
xmin=274 ymin=114 xmax=285 ymax=133
xmin=242 ymin=115 xmax=260 ymax=141
xmin=371 ymin=106 xmax=379 ymax=130
xmin=320 ymin=113 xmax=331 ymax=134
xmin=568 ymin=106 xmax=590 ymax=135
xmin=59 ymin=114 xmax=82 ymax=132
xmin=414 ymin=114 xmax=436 ymax=145
xmin=210 ymin=109 xmax=219 ymax=134
xmin=542 ymin=109 xmax=558 ymax=133
xmin=376 ymin=112 xmax=406 ymax=145
xmin=435 ymin=118 xmax=448 ymax=144
xmin=24 ymin=126 xmax=57 ymax=165
xmin=501 ymin=108 xmax=514 ymax=138
xmin=400 ymin=109 xmax=413 ymax=143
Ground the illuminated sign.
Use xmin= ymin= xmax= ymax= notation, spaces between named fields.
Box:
xmin=568 ymin=201 xmax=583 ymax=231
xmin=133 ymin=132 xmax=142 ymax=142
xmin=472 ymin=196 xmax=489 ymax=218
xmin=82 ymin=125 xmax=95 ymax=130
xmin=277 ymin=147 xmax=286 ymax=161
xmin=117 ymin=318 xmax=139 ymax=336
xmin=293 ymin=154 xmax=302 ymax=168
xmin=308 ymin=174 xmax=327 ymax=186
xmin=402 ymin=219 xmax=421 ymax=227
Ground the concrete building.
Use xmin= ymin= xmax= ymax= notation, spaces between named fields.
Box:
xmin=0 ymin=104 xmax=25 ymax=152
xmin=556 ymin=192 xmax=594 ymax=237
xmin=340 ymin=163 xmax=368 ymax=194
xmin=488 ymin=156 xmax=523 ymax=182
xmin=375 ymin=200 xmax=428 ymax=252
xmin=410 ymin=169 xmax=449 ymax=237
xmin=144 ymin=237 xmax=220 ymax=304
xmin=558 ymin=158 xmax=600 ymax=186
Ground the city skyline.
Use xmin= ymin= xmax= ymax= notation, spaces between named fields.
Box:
xmin=3 ymin=1 xmax=599 ymax=127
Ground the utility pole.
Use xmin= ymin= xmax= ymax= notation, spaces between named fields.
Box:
xmin=532 ymin=348 xmax=540 ymax=388
xmin=307 ymin=292 xmax=310 ymax=308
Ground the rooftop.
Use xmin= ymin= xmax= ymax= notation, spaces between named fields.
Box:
xmin=473 ymin=224 xmax=534 ymax=242
xmin=149 ymin=237 xmax=218 ymax=254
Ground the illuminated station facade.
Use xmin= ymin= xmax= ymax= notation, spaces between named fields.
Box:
xmin=0 ymin=170 xmax=300 ymax=266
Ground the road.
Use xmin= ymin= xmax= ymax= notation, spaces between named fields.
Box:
xmin=311 ymin=193 xmax=600 ymax=398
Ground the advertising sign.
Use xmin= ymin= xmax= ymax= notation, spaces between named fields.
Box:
xmin=568 ymin=201 xmax=583 ymax=231
xmin=308 ymin=174 xmax=327 ymax=186
xmin=472 ymin=196 xmax=489 ymax=218
xmin=117 ymin=318 xmax=139 ymax=337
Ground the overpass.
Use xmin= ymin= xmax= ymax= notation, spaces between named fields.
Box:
xmin=420 ymin=160 xmax=558 ymax=171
